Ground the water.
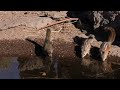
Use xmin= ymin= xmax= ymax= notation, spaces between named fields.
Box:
xmin=0 ymin=57 xmax=20 ymax=79
xmin=0 ymin=56 xmax=120 ymax=79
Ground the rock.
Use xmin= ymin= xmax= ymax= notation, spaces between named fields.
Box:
xmin=69 ymin=11 xmax=120 ymax=30
xmin=25 ymin=17 xmax=53 ymax=29
xmin=0 ymin=15 xmax=53 ymax=30
xmin=43 ymin=11 xmax=67 ymax=19
xmin=42 ymin=72 xmax=46 ymax=76
xmin=93 ymin=11 xmax=105 ymax=29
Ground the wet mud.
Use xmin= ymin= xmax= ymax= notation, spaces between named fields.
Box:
xmin=0 ymin=55 xmax=120 ymax=79
xmin=0 ymin=37 xmax=119 ymax=79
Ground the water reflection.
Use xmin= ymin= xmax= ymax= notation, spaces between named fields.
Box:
xmin=18 ymin=56 xmax=54 ymax=79
xmin=0 ymin=57 xmax=20 ymax=79
xmin=80 ymin=58 xmax=112 ymax=78
xmin=0 ymin=56 xmax=120 ymax=79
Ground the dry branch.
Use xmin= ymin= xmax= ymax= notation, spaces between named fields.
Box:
xmin=39 ymin=18 xmax=79 ymax=30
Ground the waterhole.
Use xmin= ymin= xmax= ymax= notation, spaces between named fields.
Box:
xmin=0 ymin=55 xmax=120 ymax=79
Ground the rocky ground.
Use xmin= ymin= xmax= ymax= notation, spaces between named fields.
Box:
xmin=0 ymin=11 xmax=120 ymax=59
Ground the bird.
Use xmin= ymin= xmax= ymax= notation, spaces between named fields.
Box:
xmin=81 ymin=34 xmax=95 ymax=58
xmin=99 ymin=26 xmax=116 ymax=61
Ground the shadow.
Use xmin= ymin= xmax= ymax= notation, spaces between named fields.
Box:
xmin=67 ymin=11 xmax=119 ymax=45
xmin=73 ymin=36 xmax=85 ymax=46
xmin=73 ymin=36 xmax=86 ymax=58
xmin=93 ymin=26 xmax=109 ymax=42
xmin=24 ymin=38 xmax=57 ymax=78
xmin=73 ymin=36 xmax=102 ymax=61
xmin=26 ymin=38 xmax=48 ymax=58
xmin=94 ymin=25 xmax=120 ymax=46
xmin=74 ymin=46 xmax=82 ymax=58
xmin=103 ymin=17 xmax=120 ymax=46
xmin=90 ymin=46 xmax=101 ymax=61
xmin=67 ymin=11 xmax=108 ymax=43
xmin=67 ymin=11 xmax=94 ymax=35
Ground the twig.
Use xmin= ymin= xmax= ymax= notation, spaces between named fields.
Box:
xmin=39 ymin=18 xmax=79 ymax=30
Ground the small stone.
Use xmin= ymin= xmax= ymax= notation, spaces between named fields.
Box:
xmin=42 ymin=72 xmax=46 ymax=76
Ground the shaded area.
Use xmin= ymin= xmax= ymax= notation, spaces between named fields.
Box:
xmin=73 ymin=36 xmax=86 ymax=58
xmin=73 ymin=36 xmax=101 ymax=60
xmin=67 ymin=11 xmax=94 ymax=34
xmin=25 ymin=38 xmax=48 ymax=58
xmin=67 ymin=11 xmax=120 ymax=47
xmin=90 ymin=47 xmax=101 ymax=61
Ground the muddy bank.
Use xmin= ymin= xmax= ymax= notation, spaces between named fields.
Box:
xmin=0 ymin=38 xmax=120 ymax=65
xmin=0 ymin=38 xmax=78 ymax=58
xmin=0 ymin=11 xmax=120 ymax=62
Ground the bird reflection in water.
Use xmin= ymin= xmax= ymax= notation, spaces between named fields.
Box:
xmin=80 ymin=57 xmax=113 ymax=78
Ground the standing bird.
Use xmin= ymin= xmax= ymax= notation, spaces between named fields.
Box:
xmin=43 ymin=27 xmax=53 ymax=58
xmin=43 ymin=27 xmax=61 ymax=58
xmin=81 ymin=34 xmax=95 ymax=58
xmin=99 ymin=26 xmax=116 ymax=61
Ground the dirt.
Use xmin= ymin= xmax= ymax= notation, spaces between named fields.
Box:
xmin=0 ymin=11 xmax=120 ymax=60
